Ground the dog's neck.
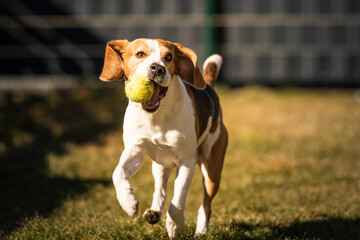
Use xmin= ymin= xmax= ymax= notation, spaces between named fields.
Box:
xmin=157 ymin=75 xmax=187 ymax=114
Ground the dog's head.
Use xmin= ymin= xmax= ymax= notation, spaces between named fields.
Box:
xmin=99 ymin=38 xmax=205 ymax=112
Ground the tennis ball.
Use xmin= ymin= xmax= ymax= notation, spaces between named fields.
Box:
xmin=125 ymin=74 xmax=154 ymax=103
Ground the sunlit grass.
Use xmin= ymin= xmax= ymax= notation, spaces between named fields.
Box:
xmin=2 ymin=86 xmax=360 ymax=239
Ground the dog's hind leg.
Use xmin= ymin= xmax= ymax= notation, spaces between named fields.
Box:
xmin=143 ymin=161 xmax=172 ymax=224
xmin=196 ymin=122 xmax=228 ymax=235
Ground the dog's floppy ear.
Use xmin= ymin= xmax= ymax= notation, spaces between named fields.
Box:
xmin=100 ymin=40 xmax=129 ymax=81
xmin=174 ymin=43 xmax=206 ymax=89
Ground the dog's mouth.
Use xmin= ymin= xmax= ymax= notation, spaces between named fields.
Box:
xmin=142 ymin=81 xmax=168 ymax=113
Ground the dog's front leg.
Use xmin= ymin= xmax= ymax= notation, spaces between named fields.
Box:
xmin=112 ymin=148 xmax=144 ymax=218
xmin=166 ymin=160 xmax=195 ymax=239
xmin=143 ymin=161 xmax=172 ymax=224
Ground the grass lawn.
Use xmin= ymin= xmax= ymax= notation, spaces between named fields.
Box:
xmin=1 ymin=86 xmax=359 ymax=239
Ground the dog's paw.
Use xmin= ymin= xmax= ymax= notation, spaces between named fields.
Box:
xmin=143 ymin=209 xmax=161 ymax=224
xmin=166 ymin=211 xmax=185 ymax=240
xmin=195 ymin=226 xmax=208 ymax=236
xmin=118 ymin=193 xmax=139 ymax=218
xmin=195 ymin=205 xmax=209 ymax=235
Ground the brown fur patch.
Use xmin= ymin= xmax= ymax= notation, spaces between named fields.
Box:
xmin=185 ymin=84 xmax=220 ymax=141
xmin=99 ymin=40 xmax=129 ymax=81
xmin=174 ymin=43 xmax=206 ymax=89
xmin=203 ymin=62 xmax=218 ymax=87
xmin=143 ymin=209 xmax=161 ymax=225
xmin=204 ymin=120 xmax=228 ymax=198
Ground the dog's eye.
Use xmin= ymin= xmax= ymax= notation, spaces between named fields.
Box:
xmin=164 ymin=53 xmax=172 ymax=62
xmin=136 ymin=51 xmax=146 ymax=58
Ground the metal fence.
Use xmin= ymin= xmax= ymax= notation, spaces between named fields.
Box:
xmin=0 ymin=0 xmax=360 ymax=89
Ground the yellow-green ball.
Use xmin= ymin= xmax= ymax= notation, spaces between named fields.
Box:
xmin=125 ymin=74 xmax=154 ymax=103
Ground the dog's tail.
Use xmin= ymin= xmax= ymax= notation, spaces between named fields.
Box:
xmin=202 ymin=54 xmax=223 ymax=88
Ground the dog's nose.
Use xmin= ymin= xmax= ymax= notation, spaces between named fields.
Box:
xmin=150 ymin=63 xmax=166 ymax=78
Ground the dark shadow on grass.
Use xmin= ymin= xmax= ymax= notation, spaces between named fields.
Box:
xmin=0 ymin=87 xmax=127 ymax=234
xmin=279 ymin=218 xmax=360 ymax=240
xmin=230 ymin=218 xmax=360 ymax=240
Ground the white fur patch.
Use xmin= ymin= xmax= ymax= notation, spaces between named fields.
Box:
xmin=195 ymin=204 xmax=209 ymax=234
xmin=150 ymin=162 xmax=172 ymax=212
xmin=129 ymin=40 xmax=172 ymax=88
xmin=203 ymin=54 xmax=223 ymax=78
xmin=202 ymin=115 xmax=221 ymax=160
xmin=112 ymin=163 xmax=140 ymax=218
xmin=197 ymin=117 xmax=213 ymax=147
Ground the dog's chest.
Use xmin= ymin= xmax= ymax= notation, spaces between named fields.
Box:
xmin=144 ymin=126 xmax=197 ymax=167
xmin=123 ymin=105 xmax=197 ymax=167
xmin=146 ymin=130 xmax=191 ymax=167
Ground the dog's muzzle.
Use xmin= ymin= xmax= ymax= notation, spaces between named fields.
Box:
xmin=141 ymin=81 xmax=168 ymax=113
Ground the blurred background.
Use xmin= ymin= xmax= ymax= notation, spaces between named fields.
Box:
xmin=1 ymin=0 xmax=360 ymax=89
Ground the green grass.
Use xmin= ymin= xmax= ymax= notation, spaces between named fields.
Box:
xmin=1 ymin=86 xmax=360 ymax=239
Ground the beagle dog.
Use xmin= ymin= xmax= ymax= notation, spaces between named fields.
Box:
xmin=100 ymin=38 xmax=228 ymax=239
